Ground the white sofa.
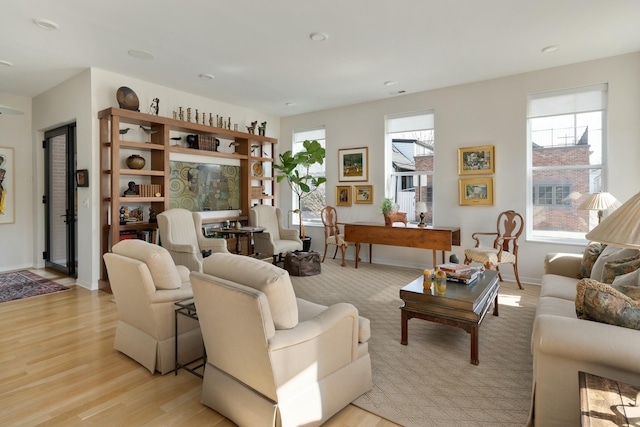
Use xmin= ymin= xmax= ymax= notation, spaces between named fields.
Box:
xmin=190 ymin=253 xmax=372 ymax=427
xmin=529 ymin=252 xmax=640 ymax=426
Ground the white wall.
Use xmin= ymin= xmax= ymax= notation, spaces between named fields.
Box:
xmin=280 ymin=52 xmax=640 ymax=284
xmin=0 ymin=94 xmax=33 ymax=271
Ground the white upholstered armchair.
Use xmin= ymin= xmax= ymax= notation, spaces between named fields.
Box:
xmin=190 ymin=253 xmax=372 ymax=427
xmin=103 ymin=239 xmax=203 ymax=374
xmin=157 ymin=208 xmax=228 ymax=271
xmin=249 ymin=205 xmax=302 ymax=263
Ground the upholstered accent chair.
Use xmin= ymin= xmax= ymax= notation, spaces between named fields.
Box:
xmin=320 ymin=205 xmax=358 ymax=267
xmin=190 ymin=253 xmax=372 ymax=427
xmin=157 ymin=208 xmax=228 ymax=271
xmin=249 ymin=205 xmax=302 ymax=264
xmin=464 ymin=210 xmax=524 ymax=289
xmin=103 ymin=239 xmax=202 ymax=374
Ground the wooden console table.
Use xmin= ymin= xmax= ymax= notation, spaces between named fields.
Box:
xmin=579 ymin=371 xmax=640 ymax=426
xmin=343 ymin=222 xmax=460 ymax=268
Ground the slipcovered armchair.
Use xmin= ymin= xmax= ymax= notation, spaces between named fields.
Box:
xmin=157 ymin=208 xmax=228 ymax=271
xmin=103 ymin=239 xmax=202 ymax=374
xmin=249 ymin=205 xmax=302 ymax=263
xmin=190 ymin=253 xmax=372 ymax=427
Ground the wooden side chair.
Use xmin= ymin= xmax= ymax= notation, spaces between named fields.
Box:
xmin=320 ymin=206 xmax=359 ymax=267
xmin=464 ymin=210 xmax=524 ymax=289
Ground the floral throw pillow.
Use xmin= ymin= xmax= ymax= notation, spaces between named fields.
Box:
xmin=601 ymin=254 xmax=640 ymax=284
xmin=575 ymin=278 xmax=640 ymax=331
xmin=579 ymin=242 xmax=606 ymax=279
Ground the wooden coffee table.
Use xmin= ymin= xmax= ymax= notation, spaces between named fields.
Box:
xmin=399 ymin=270 xmax=499 ymax=365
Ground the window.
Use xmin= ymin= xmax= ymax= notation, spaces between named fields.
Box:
xmin=385 ymin=111 xmax=435 ymax=225
xmin=527 ymin=84 xmax=607 ymax=241
xmin=292 ymin=127 xmax=326 ymax=226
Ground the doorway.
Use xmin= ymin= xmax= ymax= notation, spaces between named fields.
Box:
xmin=43 ymin=123 xmax=77 ymax=277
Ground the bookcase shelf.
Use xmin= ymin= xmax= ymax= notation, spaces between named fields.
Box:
xmin=99 ymin=107 xmax=277 ymax=288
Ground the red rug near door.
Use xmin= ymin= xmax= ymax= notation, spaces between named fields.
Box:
xmin=0 ymin=270 xmax=70 ymax=303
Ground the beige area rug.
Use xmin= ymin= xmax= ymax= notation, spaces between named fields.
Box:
xmin=289 ymin=259 xmax=540 ymax=427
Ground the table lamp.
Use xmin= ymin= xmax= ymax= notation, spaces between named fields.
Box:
xmin=577 ymin=192 xmax=621 ymax=224
xmin=416 ymin=202 xmax=427 ymax=228
xmin=585 ymin=190 xmax=640 ymax=249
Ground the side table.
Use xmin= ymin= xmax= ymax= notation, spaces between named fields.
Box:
xmin=174 ymin=298 xmax=206 ymax=378
xmin=579 ymin=371 xmax=640 ymax=426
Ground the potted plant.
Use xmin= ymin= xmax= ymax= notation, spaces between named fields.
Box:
xmin=381 ymin=197 xmax=407 ymax=226
xmin=273 ymin=140 xmax=326 ymax=241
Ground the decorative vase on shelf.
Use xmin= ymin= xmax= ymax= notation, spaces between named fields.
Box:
xmin=126 ymin=154 xmax=145 ymax=169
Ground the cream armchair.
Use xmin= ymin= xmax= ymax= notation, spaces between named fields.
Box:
xmin=249 ymin=205 xmax=302 ymax=263
xmin=157 ymin=208 xmax=228 ymax=271
xmin=190 ymin=253 xmax=372 ymax=427
xmin=103 ymin=239 xmax=202 ymax=374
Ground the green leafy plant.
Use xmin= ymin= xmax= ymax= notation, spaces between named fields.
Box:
xmin=273 ymin=139 xmax=326 ymax=237
xmin=381 ymin=197 xmax=394 ymax=215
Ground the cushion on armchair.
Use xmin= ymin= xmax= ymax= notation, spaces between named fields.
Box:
xmin=202 ymin=253 xmax=298 ymax=329
xmin=575 ymin=278 xmax=640 ymax=330
xmin=112 ymin=239 xmax=182 ymax=290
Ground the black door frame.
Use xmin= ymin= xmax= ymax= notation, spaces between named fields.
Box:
xmin=43 ymin=123 xmax=77 ymax=277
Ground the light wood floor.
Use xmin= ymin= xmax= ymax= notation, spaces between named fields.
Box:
xmin=0 ymin=269 xmax=399 ymax=426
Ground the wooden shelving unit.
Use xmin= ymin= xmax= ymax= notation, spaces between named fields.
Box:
xmin=99 ymin=107 xmax=277 ymax=288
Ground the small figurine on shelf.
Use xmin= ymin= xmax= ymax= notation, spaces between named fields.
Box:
xmin=124 ymin=181 xmax=137 ymax=196
xmin=119 ymin=206 xmax=126 ymax=225
xmin=187 ymin=107 xmax=192 ymax=122
xmin=209 ymin=113 xmax=213 ymax=126
xmin=246 ymin=121 xmax=257 ymax=134
xmin=149 ymin=207 xmax=157 ymax=223
xmin=148 ymin=98 xmax=159 ymax=115
xmin=179 ymin=107 xmax=184 ymax=121
xmin=258 ymin=121 xmax=267 ymax=136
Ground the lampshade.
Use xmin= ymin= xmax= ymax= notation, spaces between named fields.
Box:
xmin=585 ymin=191 xmax=640 ymax=249
xmin=415 ymin=202 xmax=427 ymax=213
xmin=577 ymin=192 xmax=621 ymax=211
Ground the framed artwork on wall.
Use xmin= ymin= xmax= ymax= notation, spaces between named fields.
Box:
xmin=0 ymin=147 xmax=14 ymax=224
xmin=459 ymin=177 xmax=494 ymax=206
xmin=458 ymin=145 xmax=495 ymax=175
xmin=336 ymin=185 xmax=351 ymax=206
xmin=338 ymin=147 xmax=368 ymax=182
xmin=354 ymin=185 xmax=373 ymax=204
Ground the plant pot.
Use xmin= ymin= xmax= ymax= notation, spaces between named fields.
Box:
xmin=126 ymin=154 xmax=145 ymax=169
xmin=383 ymin=214 xmax=392 ymax=226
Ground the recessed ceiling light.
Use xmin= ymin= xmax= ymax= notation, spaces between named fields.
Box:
xmin=33 ymin=18 xmax=59 ymax=30
xmin=541 ymin=45 xmax=559 ymax=54
xmin=285 ymin=102 xmax=296 ymax=107
xmin=128 ymin=49 xmax=155 ymax=60
xmin=309 ymin=32 xmax=328 ymax=42
xmin=0 ymin=60 xmax=13 ymax=67
xmin=199 ymin=73 xmax=215 ymax=80
xmin=389 ymin=90 xmax=407 ymax=95
xmin=384 ymin=81 xmax=397 ymax=86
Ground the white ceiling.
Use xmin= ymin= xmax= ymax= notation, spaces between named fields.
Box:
xmin=1 ymin=0 xmax=639 ymax=117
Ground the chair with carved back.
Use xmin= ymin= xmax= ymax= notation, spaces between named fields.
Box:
xmin=464 ymin=210 xmax=524 ymax=289
xmin=320 ymin=206 xmax=359 ymax=267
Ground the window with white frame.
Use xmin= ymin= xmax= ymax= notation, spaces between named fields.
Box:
xmin=527 ymin=84 xmax=607 ymax=242
xmin=385 ymin=111 xmax=435 ymax=225
xmin=291 ymin=127 xmax=326 ymax=226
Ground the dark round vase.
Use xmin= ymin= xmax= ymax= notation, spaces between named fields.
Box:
xmin=126 ymin=154 xmax=145 ymax=169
